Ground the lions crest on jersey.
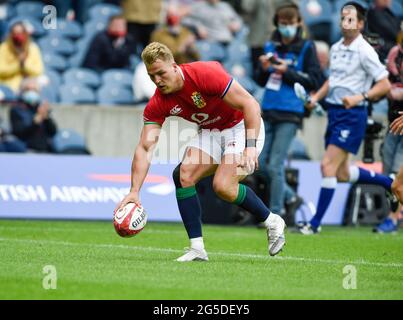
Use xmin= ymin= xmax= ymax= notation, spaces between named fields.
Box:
xmin=191 ymin=92 xmax=206 ymax=108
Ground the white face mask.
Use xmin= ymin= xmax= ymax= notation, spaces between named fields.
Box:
xmin=278 ymin=24 xmax=298 ymax=39
xmin=21 ymin=90 xmax=41 ymax=106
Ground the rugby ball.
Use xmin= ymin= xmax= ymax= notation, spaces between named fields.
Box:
xmin=113 ymin=203 xmax=147 ymax=237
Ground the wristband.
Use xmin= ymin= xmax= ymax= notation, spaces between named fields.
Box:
xmin=245 ymin=139 xmax=257 ymax=148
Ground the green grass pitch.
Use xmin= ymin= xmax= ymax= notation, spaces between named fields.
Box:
xmin=0 ymin=219 xmax=402 ymax=300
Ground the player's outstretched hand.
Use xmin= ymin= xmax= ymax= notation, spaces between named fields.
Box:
xmin=238 ymin=147 xmax=258 ymax=175
xmin=390 ymin=112 xmax=403 ymax=135
xmin=115 ymin=192 xmax=141 ymax=212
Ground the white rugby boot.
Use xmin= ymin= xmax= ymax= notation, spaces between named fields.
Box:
xmin=176 ymin=247 xmax=209 ymax=262
xmin=266 ymin=213 xmax=286 ymax=256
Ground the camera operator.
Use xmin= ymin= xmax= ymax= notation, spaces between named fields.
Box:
xmin=374 ymin=31 xmax=403 ymax=233
xmin=10 ymin=78 xmax=57 ymax=153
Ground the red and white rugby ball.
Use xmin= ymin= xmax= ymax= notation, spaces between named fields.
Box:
xmin=113 ymin=203 xmax=147 ymax=237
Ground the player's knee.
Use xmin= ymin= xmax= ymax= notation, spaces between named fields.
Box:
xmin=336 ymin=170 xmax=349 ymax=182
xmin=212 ymin=179 xmax=237 ymax=202
xmin=321 ymin=158 xmax=336 ymax=177
xmin=179 ymin=165 xmax=197 ymax=188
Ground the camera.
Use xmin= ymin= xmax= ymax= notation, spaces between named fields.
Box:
xmin=362 ymin=117 xmax=383 ymax=163
xmin=265 ymin=52 xmax=281 ymax=65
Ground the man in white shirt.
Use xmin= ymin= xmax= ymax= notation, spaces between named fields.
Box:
xmin=299 ymin=1 xmax=393 ymax=234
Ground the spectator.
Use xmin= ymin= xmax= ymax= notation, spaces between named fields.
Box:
xmin=10 ymin=78 xmax=57 ymax=153
xmin=240 ymin=0 xmax=276 ymax=81
xmin=150 ymin=7 xmax=200 ymax=64
xmin=374 ymin=31 xmax=403 ymax=233
xmin=82 ymin=15 xmax=137 ymax=72
xmin=256 ymin=1 xmax=323 ymax=223
xmin=182 ymin=0 xmax=243 ymax=45
xmin=0 ymin=22 xmax=43 ymax=92
xmin=121 ymin=0 xmax=162 ymax=51
xmin=367 ymin=0 xmax=401 ymax=63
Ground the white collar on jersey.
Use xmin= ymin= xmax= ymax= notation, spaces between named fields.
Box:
xmin=178 ymin=66 xmax=185 ymax=81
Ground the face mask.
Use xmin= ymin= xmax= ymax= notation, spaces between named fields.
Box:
xmin=278 ymin=25 xmax=298 ymax=39
xmin=108 ymin=30 xmax=127 ymax=38
xmin=12 ymin=33 xmax=27 ymax=46
xmin=21 ymin=90 xmax=41 ymax=107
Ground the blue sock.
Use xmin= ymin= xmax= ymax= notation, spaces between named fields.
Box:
xmin=354 ymin=167 xmax=393 ymax=192
xmin=310 ymin=177 xmax=337 ymax=230
xmin=176 ymin=186 xmax=202 ymax=239
xmin=233 ymin=184 xmax=270 ymax=222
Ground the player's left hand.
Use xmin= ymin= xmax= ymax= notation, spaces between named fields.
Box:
xmin=238 ymin=147 xmax=258 ymax=175
xmin=342 ymin=94 xmax=363 ymax=109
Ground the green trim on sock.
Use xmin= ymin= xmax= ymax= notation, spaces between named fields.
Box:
xmin=233 ymin=184 xmax=246 ymax=205
xmin=176 ymin=186 xmax=197 ymax=200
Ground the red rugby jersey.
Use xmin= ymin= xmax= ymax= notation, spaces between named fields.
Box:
xmin=143 ymin=61 xmax=243 ymax=131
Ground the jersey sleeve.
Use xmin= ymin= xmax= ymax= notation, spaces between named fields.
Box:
xmin=143 ymin=95 xmax=167 ymax=126
xmin=196 ymin=62 xmax=233 ymax=98
xmin=360 ymin=44 xmax=389 ymax=82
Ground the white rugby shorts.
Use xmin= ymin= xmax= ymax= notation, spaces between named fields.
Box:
xmin=184 ymin=118 xmax=265 ymax=164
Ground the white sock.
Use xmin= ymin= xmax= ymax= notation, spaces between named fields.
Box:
xmin=349 ymin=166 xmax=360 ymax=183
xmin=190 ymin=237 xmax=204 ymax=251
xmin=322 ymin=176 xmax=338 ymax=188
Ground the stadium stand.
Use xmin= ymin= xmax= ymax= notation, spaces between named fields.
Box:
xmin=52 ymin=128 xmax=90 ymax=154
xmin=59 ymin=84 xmax=96 ymax=104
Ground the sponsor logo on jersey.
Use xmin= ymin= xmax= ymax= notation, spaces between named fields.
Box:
xmin=169 ymin=105 xmax=182 ymax=116
xmin=191 ymin=113 xmax=209 ymax=124
xmin=191 ymin=92 xmax=206 ymax=108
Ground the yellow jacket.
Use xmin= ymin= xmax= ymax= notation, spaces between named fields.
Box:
xmin=0 ymin=41 xmax=44 ymax=92
xmin=122 ymin=0 xmax=162 ymax=24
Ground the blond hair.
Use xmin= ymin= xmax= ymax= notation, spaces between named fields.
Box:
xmin=141 ymin=42 xmax=174 ymax=67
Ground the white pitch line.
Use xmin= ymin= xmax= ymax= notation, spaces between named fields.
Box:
xmin=0 ymin=237 xmax=402 ymax=268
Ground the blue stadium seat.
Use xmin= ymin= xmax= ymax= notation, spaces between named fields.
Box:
xmin=44 ymin=69 xmax=62 ymax=88
xmin=40 ymin=84 xmax=58 ymax=103
xmin=15 ymin=1 xmax=44 ymax=20
xmin=300 ymin=0 xmax=333 ymax=43
xmin=38 ymin=36 xmax=76 ymax=57
xmin=195 ymin=41 xmax=226 ymax=62
xmin=391 ymin=0 xmax=403 ymax=18
xmin=59 ymin=84 xmax=96 ymax=104
xmin=0 ymin=84 xmax=16 ymax=102
xmin=68 ymin=36 xmax=93 ymax=68
xmin=83 ymin=19 xmax=107 ymax=38
xmin=97 ymin=85 xmax=134 ymax=105
xmin=88 ymin=3 xmax=122 ymax=22
xmin=52 ymin=129 xmax=90 ymax=154
xmin=42 ymin=52 xmax=68 ymax=72
xmin=47 ymin=19 xmax=83 ymax=39
xmin=101 ymin=69 xmax=133 ymax=89
xmin=40 ymin=69 xmax=61 ymax=103
xmin=62 ymin=68 xmax=101 ymax=89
